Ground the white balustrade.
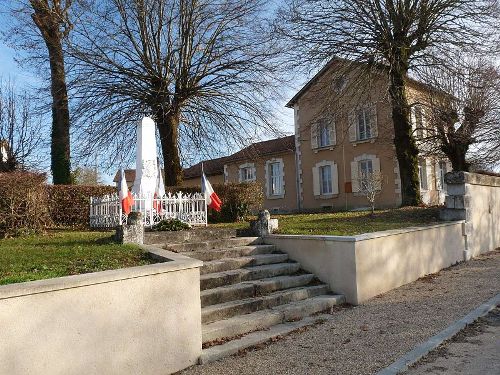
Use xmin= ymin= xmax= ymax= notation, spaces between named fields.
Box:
xmin=89 ymin=192 xmax=207 ymax=228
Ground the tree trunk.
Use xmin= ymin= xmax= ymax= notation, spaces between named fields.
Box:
xmin=31 ymin=4 xmax=72 ymax=184
xmin=447 ymin=144 xmax=470 ymax=171
xmin=157 ymin=109 xmax=182 ymax=186
xmin=389 ymin=68 xmax=421 ymax=206
xmin=47 ymin=40 xmax=71 ymax=184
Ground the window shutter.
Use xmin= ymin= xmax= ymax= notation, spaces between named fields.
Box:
xmin=410 ymin=106 xmax=416 ymax=132
xmin=265 ymin=162 xmax=270 ymax=198
xmin=312 ymin=166 xmax=320 ymax=196
xmin=370 ymin=104 xmax=378 ymax=138
xmin=426 ymin=159 xmax=433 ymax=190
xmin=348 ymin=110 xmax=357 ymax=142
xmin=310 ymin=122 xmax=318 ymax=149
xmin=332 ymin=163 xmax=339 ymax=195
xmin=238 ymin=168 xmax=242 ymax=183
xmin=329 ymin=120 xmax=336 ymax=145
xmin=435 ymin=161 xmax=442 ymax=190
xmin=350 ymin=161 xmax=359 ymax=192
xmin=372 ymin=156 xmax=382 ymax=190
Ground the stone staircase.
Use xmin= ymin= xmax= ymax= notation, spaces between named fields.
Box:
xmin=145 ymin=229 xmax=345 ymax=364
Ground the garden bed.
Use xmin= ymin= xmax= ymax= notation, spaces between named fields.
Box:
xmin=0 ymin=230 xmax=157 ymax=285
xmin=210 ymin=206 xmax=441 ymax=236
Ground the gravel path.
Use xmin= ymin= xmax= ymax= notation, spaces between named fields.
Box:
xmin=180 ymin=249 xmax=500 ymax=375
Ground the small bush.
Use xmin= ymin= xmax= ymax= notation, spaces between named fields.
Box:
xmin=151 ymin=218 xmax=191 ymax=231
xmin=0 ymin=172 xmax=51 ymax=238
xmin=168 ymin=182 xmax=263 ymax=223
xmin=47 ymin=185 xmax=116 ymax=228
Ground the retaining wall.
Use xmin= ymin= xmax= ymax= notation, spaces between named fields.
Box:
xmin=265 ymin=222 xmax=464 ymax=304
xmin=0 ymin=247 xmax=202 ymax=375
xmin=265 ymin=172 xmax=500 ymax=304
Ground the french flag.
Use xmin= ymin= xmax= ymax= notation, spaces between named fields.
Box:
xmin=119 ymin=169 xmax=134 ymax=215
xmin=202 ymin=172 xmax=222 ymax=212
xmin=154 ymin=164 xmax=165 ymax=213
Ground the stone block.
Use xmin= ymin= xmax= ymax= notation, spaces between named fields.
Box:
xmin=440 ymin=208 xmax=466 ymax=221
xmin=115 ymin=212 xmax=144 ymax=245
xmin=445 ymin=195 xmax=471 ymax=209
xmin=251 ymin=210 xmax=279 ymax=236
xmin=446 ymin=184 xmax=467 ymax=196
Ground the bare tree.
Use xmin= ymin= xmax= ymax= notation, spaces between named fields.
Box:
xmin=0 ymin=80 xmax=45 ymax=171
xmin=71 ymin=166 xmax=102 ymax=185
xmin=419 ymin=59 xmax=500 ymax=171
xmin=276 ymin=0 xmax=499 ymax=205
xmin=3 ymin=0 xmax=74 ymax=183
xmin=358 ymin=171 xmax=384 ymax=214
xmin=68 ymin=0 xmax=284 ymax=186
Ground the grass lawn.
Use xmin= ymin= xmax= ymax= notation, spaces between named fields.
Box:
xmin=210 ymin=206 xmax=441 ymax=236
xmin=0 ymin=231 xmax=157 ymax=286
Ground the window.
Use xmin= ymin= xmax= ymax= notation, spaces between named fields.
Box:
xmin=269 ymin=162 xmax=283 ymax=196
xmin=240 ymin=166 xmax=255 ymax=182
xmin=357 ymin=108 xmax=372 ymax=140
xmin=438 ymin=161 xmax=447 ymax=190
xmin=319 ymin=165 xmax=333 ymax=195
xmin=318 ymin=120 xmax=330 ymax=147
xmin=333 ymin=76 xmax=347 ymax=93
xmin=419 ymin=160 xmax=428 ymax=190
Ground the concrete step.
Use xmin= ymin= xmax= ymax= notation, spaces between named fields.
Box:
xmin=200 ymin=263 xmax=301 ymax=291
xmin=201 ymin=274 xmax=316 ymax=307
xmin=202 ymin=294 xmax=345 ymax=343
xmin=200 ymin=253 xmax=289 ymax=275
xmin=189 ymin=245 xmax=277 ymax=261
xmin=202 ymin=285 xmax=329 ymax=324
xmin=144 ymin=227 xmax=242 ymax=245
xmin=165 ymin=237 xmax=262 ymax=253
xmin=199 ymin=314 xmax=332 ymax=364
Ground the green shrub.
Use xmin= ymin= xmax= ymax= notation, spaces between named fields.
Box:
xmin=47 ymin=185 xmax=116 ymax=228
xmin=0 ymin=172 xmax=51 ymax=238
xmin=168 ymin=182 xmax=263 ymax=223
xmin=151 ymin=218 xmax=191 ymax=231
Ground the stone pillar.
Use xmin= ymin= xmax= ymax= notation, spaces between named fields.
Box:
xmin=440 ymin=171 xmax=472 ymax=260
xmin=115 ymin=212 xmax=144 ymax=245
xmin=132 ymin=117 xmax=158 ymax=198
xmin=251 ymin=210 xmax=279 ymax=237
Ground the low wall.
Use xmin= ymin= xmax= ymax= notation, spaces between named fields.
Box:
xmin=442 ymin=171 xmax=500 ymax=258
xmin=265 ymin=222 xmax=465 ymax=304
xmin=0 ymin=247 xmax=202 ymax=375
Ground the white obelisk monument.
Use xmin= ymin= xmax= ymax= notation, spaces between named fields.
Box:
xmin=132 ymin=117 xmax=158 ymax=198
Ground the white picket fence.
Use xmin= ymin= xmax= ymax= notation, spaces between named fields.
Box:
xmin=89 ymin=192 xmax=207 ymax=228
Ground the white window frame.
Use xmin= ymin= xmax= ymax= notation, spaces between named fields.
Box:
xmin=351 ymin=154 xmax=381 ymax=193
xmin=318 ymin=120 xmax=330 ymax=148
xmin=265 ymin=158 xmax=285 ymax=198
xmin=238 ymin=162 xmax=256 ymax=183
xmin=357 ymin=108 xmax=372 ymax=141
xmin=414 ymin=106 xmax=424 ymax=138
xmin=319 ymin=165 xmax=333 ymax=195
xmin=313 ymin=160 xmax=339 ymax=197
xmin=438 ymin=160 xmax=447 ymax=191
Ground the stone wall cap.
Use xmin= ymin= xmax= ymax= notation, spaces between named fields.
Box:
xmin=0 ymin=245 xmax=202 ymax=301
xmin=265 ymin=221 xmax=464 ymax=243
xmin=445 ymin=171 xmax=500 ymax=187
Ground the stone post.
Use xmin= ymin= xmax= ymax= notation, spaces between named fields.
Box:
xmin=440 ymin=171 xmax=472 ymax=260
xmin=115 ymin=212 xmax=144 ymax=245
xmin=250 ymin=210 xmax=279 ymax=237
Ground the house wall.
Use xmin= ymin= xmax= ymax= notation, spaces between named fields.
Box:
xmin=294 ymin=63 xmax=400 ymax=210
xmin=224 ymin=152 xmax=298 ymax=212
xmin=294 ymin=61 xmax=446 ymax=210
xmin=182 ymin=173 xmax=225 ymax=188
xmin=0 ymin=251 xmax=203 ymax=375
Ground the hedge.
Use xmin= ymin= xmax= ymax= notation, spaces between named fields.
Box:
xmin=167 ymin=182 xmax=263 ymax=222
xmin=47 ymin=185 xmax=116 ymax=228
xmin=0 ymin=172 xmax=51 ymax=238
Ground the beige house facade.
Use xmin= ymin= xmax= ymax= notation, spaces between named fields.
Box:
xmin=120 ymin=59 xmax=450 ymax=212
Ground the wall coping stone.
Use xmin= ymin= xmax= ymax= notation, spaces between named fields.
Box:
xmin=265 ymin=221 xmax=464 ymax=243
xmin=0 ymin=245 xmax=202 ymax=301
xmin=445 ymin=171 xmax=500 ymax=187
